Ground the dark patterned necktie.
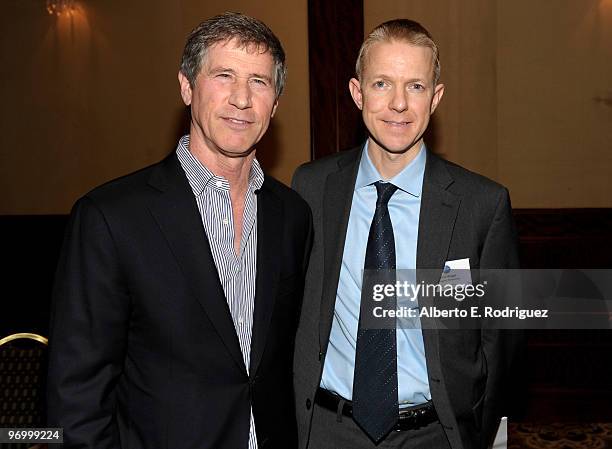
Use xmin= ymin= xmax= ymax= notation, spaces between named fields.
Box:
xmin=353 ymin=181 xmax=399 ymax=443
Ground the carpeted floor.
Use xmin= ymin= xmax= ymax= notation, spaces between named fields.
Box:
xmin=509 ymin=423 xmax=612 ymax=449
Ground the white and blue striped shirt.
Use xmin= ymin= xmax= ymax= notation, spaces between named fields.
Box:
xmin=177 ymin=135 xmax=263 ymax=449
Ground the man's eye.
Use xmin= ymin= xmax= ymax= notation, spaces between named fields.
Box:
xmin=216 ymin=73 xmax=232 ymax=79
xmin=374 ymin=81 xmax=386 ymax=88
xmin=251 ymin=78 xmax=268 ymax=86
xmin=411 ymin=83 xmax=424 ymax=90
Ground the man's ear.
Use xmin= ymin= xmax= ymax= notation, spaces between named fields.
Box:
xmin=430 ymin=83 xmax=445 ymax=114
xmin=349 ymin=78 xmax=363 ymax=110
xmin=178 ymin=71 xmax=193 ymax=106
xmin=270 ymin=99 xmax=279 ymax=118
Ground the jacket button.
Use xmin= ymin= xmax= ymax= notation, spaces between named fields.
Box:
xmin=306 ymin=398 xmax=312 ymax=410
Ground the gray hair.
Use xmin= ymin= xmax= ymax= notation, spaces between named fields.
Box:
xmin=180 ymin=12 xmax=286 ymax=97
xmin=356 ymin=19 xmax=441 ymax=85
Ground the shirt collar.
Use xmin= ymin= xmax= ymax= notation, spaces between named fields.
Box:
xmin=176 ymin=134 xmax=264 ymax=196
xmin=354 ymin=140 xmax=426 ymax=197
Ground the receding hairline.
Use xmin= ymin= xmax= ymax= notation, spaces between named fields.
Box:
xmin=358 ymin=39 xmax=437 ymax=82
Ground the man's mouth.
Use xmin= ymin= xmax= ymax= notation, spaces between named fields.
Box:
xmin=223 ymin=117 xmax=253 ymax=125
xmin=382 ymin=120 xmax=411 ymax=126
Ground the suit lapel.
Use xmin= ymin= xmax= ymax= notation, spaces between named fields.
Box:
xmin=416 ymin=151 xmax=461 ymax=276
xmin=416 ymin=151 xmax=461 ymax=406
xmin=319 ymin=148 xmax=362 ymax=351
xmin=249 ymin=180 xmax=282 ymax=377
xmin=147 ymin=154 xmax=247 ymax=374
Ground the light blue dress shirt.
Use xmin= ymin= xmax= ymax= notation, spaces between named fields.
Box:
xmin=320 ymin=142 xmax=431 ymax=406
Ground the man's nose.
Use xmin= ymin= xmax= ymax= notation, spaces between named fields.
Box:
xmin=389 ymin=86 xmax=408 ymax=113
xmin=229 ymin=79 xmax=252 ymax=109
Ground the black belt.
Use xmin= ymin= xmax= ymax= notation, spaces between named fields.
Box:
xmin=315 ymin=388 xmax=438 ymax=431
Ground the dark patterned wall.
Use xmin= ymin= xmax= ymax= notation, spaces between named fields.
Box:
xmin=514 ymin=209 xmax=612 ymax=421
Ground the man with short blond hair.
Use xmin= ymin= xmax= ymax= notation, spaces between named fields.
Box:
xmin=293 ymin=18 xmax=519 ymax=449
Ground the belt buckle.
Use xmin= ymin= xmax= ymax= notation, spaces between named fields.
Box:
xmin=405 ymin=411 xmax=418 ymax=425
xmin=396 ymin=405 xmax=430 ymax=431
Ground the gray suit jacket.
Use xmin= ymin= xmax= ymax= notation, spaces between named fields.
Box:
xmin=291 ymin=145 xmax=520 ymax=449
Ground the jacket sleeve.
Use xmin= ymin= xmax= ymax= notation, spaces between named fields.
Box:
xmin=47 ymin=197 xmax=129 ymax=449
xmin=478 ymin=187 xmax=524 ymax=449
xmin=290 ymin=164 xmax=307 ymax=197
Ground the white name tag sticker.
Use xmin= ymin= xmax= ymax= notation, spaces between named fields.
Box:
xmin=440 ymin=258 xmax=472 ymax=285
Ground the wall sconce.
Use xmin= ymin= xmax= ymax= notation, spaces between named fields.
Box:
xmin=46 ymin=0 xmax=75 ymax=16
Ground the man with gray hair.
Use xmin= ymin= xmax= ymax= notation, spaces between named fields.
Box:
xmin=48 ymin=12 xmax=312 ymax=448
xmin=293 ymin=18 xmax=519 ymax=449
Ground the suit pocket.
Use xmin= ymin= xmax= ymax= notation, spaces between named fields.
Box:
xmin=472 ymin=392 xmax=485 ymax=431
